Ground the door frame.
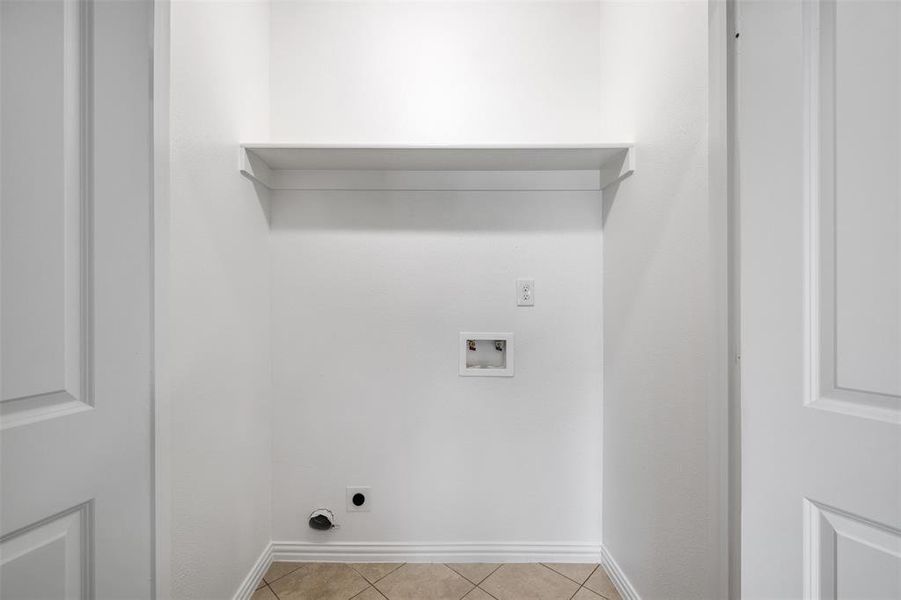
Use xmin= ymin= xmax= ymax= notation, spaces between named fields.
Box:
xmin=146 ymin=1 xmax=743 ymax=598
xmin=152 ymin=0 xmax=171 ymax=597
xmin=725 ymin=0 xmax=741 ymax=598
xmin=710 ymin=0 xmax=741 ymax=598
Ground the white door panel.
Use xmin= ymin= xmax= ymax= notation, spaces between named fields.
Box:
xmin=0 ymin=505 xmax=90 ymax=600
xmin=739 ymin=0 xmax=901 ymax=598
xmin=1 ymin=0 xmax=88 ymax=426
xmin=832 ymin=0 xmax=901 ymax=399
xmin=1 ymin=1 xmax=154 ymax=598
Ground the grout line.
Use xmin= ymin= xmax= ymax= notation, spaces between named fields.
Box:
xmin=444 ymin=562 xmax=502 ymax=586
xmin=347 ymin=564 xmax=367 ymax=583
xmin=352 ymin=562 xmax=405 ymax=585
xmin=569 ymin=584 xmax=592 ymax=600
xmin=542 ymin=563 xmax=600 ymax=587
xmin=347 ymin=588 xmax=366 ymax=600
xmin=444 ymin=563 xmax=472 ymax=584
xmin=444 ymin=565 xmax=476 ymax=600
xmin=535 ymin=563 xmax=598 ymax=600
xmin=538 ymin=562 xmax=583 ymax=586
xmin=374 ymin=562 xmax=406 ymax=583
xmin=475 ymin=584 xmax=502 ymax=600
xmin=481 ymin=563 xmax=504 ymax=585
xmin=586 ymin=583 xmax=616 ymax=600
xmin=350 ymin=584 xmax=388 ymax=600
xmin=456 ymin=583 xmax=476 ymax=600
xmin=264 ymin=583 xmax=280 ymax=599
xmin=585 ymin=564 xmax=618 ymax=600
xmin=263 ymin=563 xmax=303 ymax=586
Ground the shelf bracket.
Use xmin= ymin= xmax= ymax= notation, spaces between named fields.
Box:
xmin=239 ymin=147 xmax=275 ymax=189
xmin=598 ymin=147 xmax=635 ymax=191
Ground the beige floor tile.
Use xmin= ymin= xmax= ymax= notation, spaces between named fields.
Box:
xmin=264 ymin=562 xmax=302 ymax=584
xmin=256 ymin=578 xmax=268 ymax=590
xmin=352 ymin=586 xmax=389 ymax=600
xmin=462 ymin=588 xmax=495 ymax=600
xmin=572 ymin=588 xmax=604 ymax=600
xmin=541 ymin=564 xmax=598 ymax=585
xmin=270 ymin=562 xmax=370 ymax=600
xmin=445 ymin=563 xmax=501 ymax=585
xmin=479 ymin=564 xmax=579 ymax=600
xmin=374 ymin=563 xmax=474 ymax=600
xmin=350 ymin=563 xmax=403 ymax=584
xmin=583 ymin=567 xmax=620 ymax=600
xmin=251 ymin=585 xmax=278 ymax=600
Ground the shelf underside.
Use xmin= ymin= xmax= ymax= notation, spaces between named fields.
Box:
xmin=239 ymin=144 xmax=634 ymax=191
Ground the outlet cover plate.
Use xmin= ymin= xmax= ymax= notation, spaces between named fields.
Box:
xmin=516 ymin=279 xmax=535 ymax=306
xmin=346 ymin=486 xmax=371 ymax=512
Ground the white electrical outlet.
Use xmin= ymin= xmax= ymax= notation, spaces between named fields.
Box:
xmin=516 ymin=279 xmax=535 ymax=306
xmin=346 ymin=486 xmax=371 ymax=512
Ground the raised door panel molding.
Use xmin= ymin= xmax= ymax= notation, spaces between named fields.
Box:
xmin=803 ymin=0 xmax=901 ymax=424
xmin=803 ymin=500 xmax=901 ymax=600
xmin=0 ymin=502 xmax=93 ymax=600
xmin=0 ymin=0 xmax=93 ymax=429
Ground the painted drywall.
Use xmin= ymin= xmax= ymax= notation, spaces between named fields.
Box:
xmin=268 ymin=0 xmax=605 ymax=547
xmin=598 ymin=2 xmax=726 ymax=599
xmin=269 ymin=194 xmax=604 ymax=546
xmin=167 ymin=1 xmax=272 ymax=598
xmin=270 ymin=0 xmax=603 ymax=144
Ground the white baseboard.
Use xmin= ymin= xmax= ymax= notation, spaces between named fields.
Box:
xmin=600 ymin=545 xmax=640 ymax=600
xmin=233 ymin=540 xmax=630 ymax=600
xmin=269 ymin=541 xmax=603 ymax=564
xmin=233 ymin=542 xmax=273 ymax=600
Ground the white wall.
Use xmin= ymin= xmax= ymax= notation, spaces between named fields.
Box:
xmin=168 ymin=1 xmax=272 ymax=598
xmin=162 ymin=1 xmax=725 ymax=594
xmin=598 ymin=2 xmax=725 ymax=599
xmin=270 ymin=0 xmax=603 ymax=144
xmin=268 ymin=0 xmax=605 ymax=548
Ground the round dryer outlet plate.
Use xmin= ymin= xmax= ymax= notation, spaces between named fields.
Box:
xmin=346 ymin=486 xmax=371 ymax=512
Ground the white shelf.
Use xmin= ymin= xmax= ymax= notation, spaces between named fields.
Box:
xmin=239 ymin=144 xmax=634 ymax=191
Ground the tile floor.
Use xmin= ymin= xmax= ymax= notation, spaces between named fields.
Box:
xmin=253 ymin=561 xmax=622 ymax=600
